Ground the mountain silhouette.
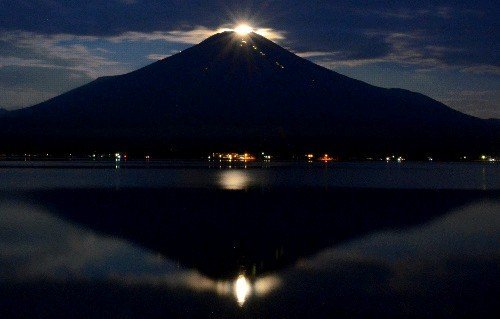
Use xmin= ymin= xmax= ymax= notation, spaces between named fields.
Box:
xmin=15 ymin=188 xmax=496 ymax=279
xmin=0 ymin=31 xmax=497 ymax=156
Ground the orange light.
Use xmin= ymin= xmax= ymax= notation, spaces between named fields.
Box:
xmin=318 ymin=154 xmax=334 ymax=162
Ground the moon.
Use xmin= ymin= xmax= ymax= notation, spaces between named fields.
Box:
xmin=234 ymin=24 xmax=253 ymax=35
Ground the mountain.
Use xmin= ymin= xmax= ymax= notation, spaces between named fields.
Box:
xmin=27 ymin=188 xmax=489 ymax=279
xmin=0 ymin=31 xmax=498 ymax=156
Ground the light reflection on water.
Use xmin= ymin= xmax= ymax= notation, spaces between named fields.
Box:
xmin=0 ymin=200 xmax=178 ymax=280
xmin=1 ymin=196 xmax=498 ymax=305
xmin=219 ymin=170 xmax=251 ymax=190
xmin=0 ymin=198 xmax=281 ymax=306
xmin=0 ymin=162 xmax=498 ymax=190
xmin=0 ymin=184 xmax=498 ymax=316
xmin=235 ymin=274 xmax=251 ymax=306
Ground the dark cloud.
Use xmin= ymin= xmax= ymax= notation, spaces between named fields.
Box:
xmin=1 ymin=1 xmax=496 ymax=67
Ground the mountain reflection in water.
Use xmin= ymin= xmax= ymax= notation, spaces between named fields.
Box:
xmin=0 ymin=165 xmax=498 ymax=317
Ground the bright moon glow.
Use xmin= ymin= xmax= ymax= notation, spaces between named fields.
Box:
xmin=234 ymin=275 xmax=251 ymax=306
xmin=234 ymin=24 xmax=254 ymax=35
xmin=216 ymin=25 xmax=284 ymax=40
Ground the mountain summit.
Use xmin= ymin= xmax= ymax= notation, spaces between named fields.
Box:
xmin=0 ymin=31 xmax=498 ymax=155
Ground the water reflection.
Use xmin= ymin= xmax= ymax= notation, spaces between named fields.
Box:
xmin=0 ymin=191 xmax=498 ymax=317
xmin=234 ymin=274 xmax=251 ymax=306
xmin=6 ymin=187 xmax=496 ymax=280
xmin=187 ymin=274 xmax=280 ymax=306
xmin=0 ymin=198 xmax=282 ymax=306
xmin=0 ymin=200 xmax=178 ymax=280
xmin=0 ymin=162 xmax=499 ymax=190
xmin=219 ymin=170 xmax=251 ymax=190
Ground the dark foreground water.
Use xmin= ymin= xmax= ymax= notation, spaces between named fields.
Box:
xmin=0 ymin=161 xmax=499 ymax=318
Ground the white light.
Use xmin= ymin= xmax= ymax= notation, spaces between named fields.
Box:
xmin=254 ymin=276 xmax=281 ymax=296
xmin=234 ymin=275 xmax=251 ymax=306
xmin=219 ymin=170 xmax=250 ymax=190
xmin=234 ymin=24 xmax=253 ymax=35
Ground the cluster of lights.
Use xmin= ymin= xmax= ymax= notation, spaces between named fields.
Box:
xmin=385 ymin=155 xmax=405 ymax=162
xmin=261 ymin=152 xmax=272 ymax=160
xmin=1 ymin=152 xmax=497 ymax=162
xmin=87 ymin=153 xmax=121 ymax=160
xmin=114 ymin=153 xmax=128 ymax=161
xmin=239 ymin=39 xmax=267 ymax=57
xmin=233 ymin=24 xmax=282 ymax=68
xmin=275 ymin=61 xmax=285 ymax=69
xmin=209 ymin=153 xmax=256 ymax=162
xmin=208 ymin=152 xmax=273 ymax=162
xmin=318 ymin=154 xmax=334 ymax=162
xmin=305 ymin=153 xmax=337 ymax=162
xmin=481 ymin=155 xmax=497 ymax=162
xmin=16 ymin=153 xmax=53 ymax=158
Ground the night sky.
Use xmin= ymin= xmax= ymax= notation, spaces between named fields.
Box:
xmin=0 ymin=1 xmax=498 ymax=118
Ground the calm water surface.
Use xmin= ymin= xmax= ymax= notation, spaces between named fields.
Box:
xmin=0 ymin=161 xmax=498 ymax=317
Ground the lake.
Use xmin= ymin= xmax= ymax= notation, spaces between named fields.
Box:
xmin=0 ymin=161 xmax=499 ymax=318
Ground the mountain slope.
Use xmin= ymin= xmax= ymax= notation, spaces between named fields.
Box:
xmin=0 ymin=31 xmax=497 ymax=155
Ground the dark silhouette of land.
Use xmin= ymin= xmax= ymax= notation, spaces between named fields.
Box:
xmin=1 ymin=187 xmax=498 ymax=318
xmin=8 ymin=187 xmax=497 ymax=279
xmin=0 ymin=31 xmax=498 ymax=156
